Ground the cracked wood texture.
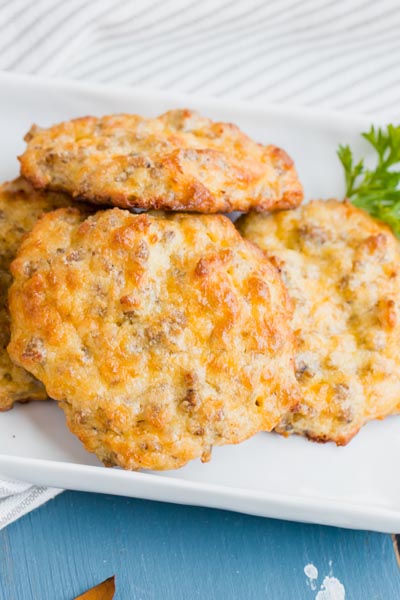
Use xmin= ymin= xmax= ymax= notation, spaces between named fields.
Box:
xmin=0 ymin=491 xmax=399 ymax=599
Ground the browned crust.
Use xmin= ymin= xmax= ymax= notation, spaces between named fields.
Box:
xmin=19 ymin=109 xmax=303 ymax=213
xmin=8 ymin=208 xmax=299 ymax=470
xmin=0 ymin=178 xmax=80 ymax=410
xmin=0 ymin=394 xmax=50 ymax=412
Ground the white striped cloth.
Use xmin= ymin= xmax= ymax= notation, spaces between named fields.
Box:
xmin=1 ymin=0 xmax=400 ymax=116
xmin=1 ymin=0 xmax=400 ymax=529
xmin=0 ymin=478 xmax=61 ymax=530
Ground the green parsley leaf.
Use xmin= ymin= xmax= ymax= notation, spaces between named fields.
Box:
xmin=337 ymin=124 xmax=400 ymax=237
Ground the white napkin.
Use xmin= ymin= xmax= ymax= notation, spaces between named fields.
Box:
xmin=0 ymin=477 xmax=61 ymax=530
xmin=1 ymin=0 xmax=400 ymax=528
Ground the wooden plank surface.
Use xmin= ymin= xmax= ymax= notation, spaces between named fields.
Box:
xmin=0 ymin=491 xmax=399 ymax=599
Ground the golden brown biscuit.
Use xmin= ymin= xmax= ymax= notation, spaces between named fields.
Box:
xmin=0 ymin=178 xmax=73 ymax=410
xmin=19 ymin=109 xmax=303 ymax=213
xmin=239 ymin=200 xmax=400 ymax=445
xmin=8 ymin=208 xmax=299 ymax=470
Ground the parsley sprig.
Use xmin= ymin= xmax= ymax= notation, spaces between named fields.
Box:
xmin=337 ymin=124 xmax=400 ymax=237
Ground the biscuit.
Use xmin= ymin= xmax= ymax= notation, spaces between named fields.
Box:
xmin=19 ymin=109 xmax=303 ymax=213
xmin=8 ymin=208 xmax=299 ymax=469
xmin=239 ymin=200 xmax=400 ymax=444
xmin=0 ymin=178 xmax=72 ymax=410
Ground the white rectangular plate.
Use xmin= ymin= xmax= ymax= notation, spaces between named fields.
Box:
xmin=0 ymin=71 xmax=398 ymax=533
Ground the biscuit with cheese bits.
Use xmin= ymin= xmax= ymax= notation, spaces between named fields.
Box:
xmin=239 ymin=200 xmax=400 ymax=444
xmin=0 ymin=178 xmax=73 ymax=410
xmin=8 ymin=208 xmax=299 ymax=469
xmin=19 ymin=109 xmax=303 ymax=213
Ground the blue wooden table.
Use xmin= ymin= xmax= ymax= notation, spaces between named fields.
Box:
xmin=0 ymin=491 xmax=399 ymax=599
